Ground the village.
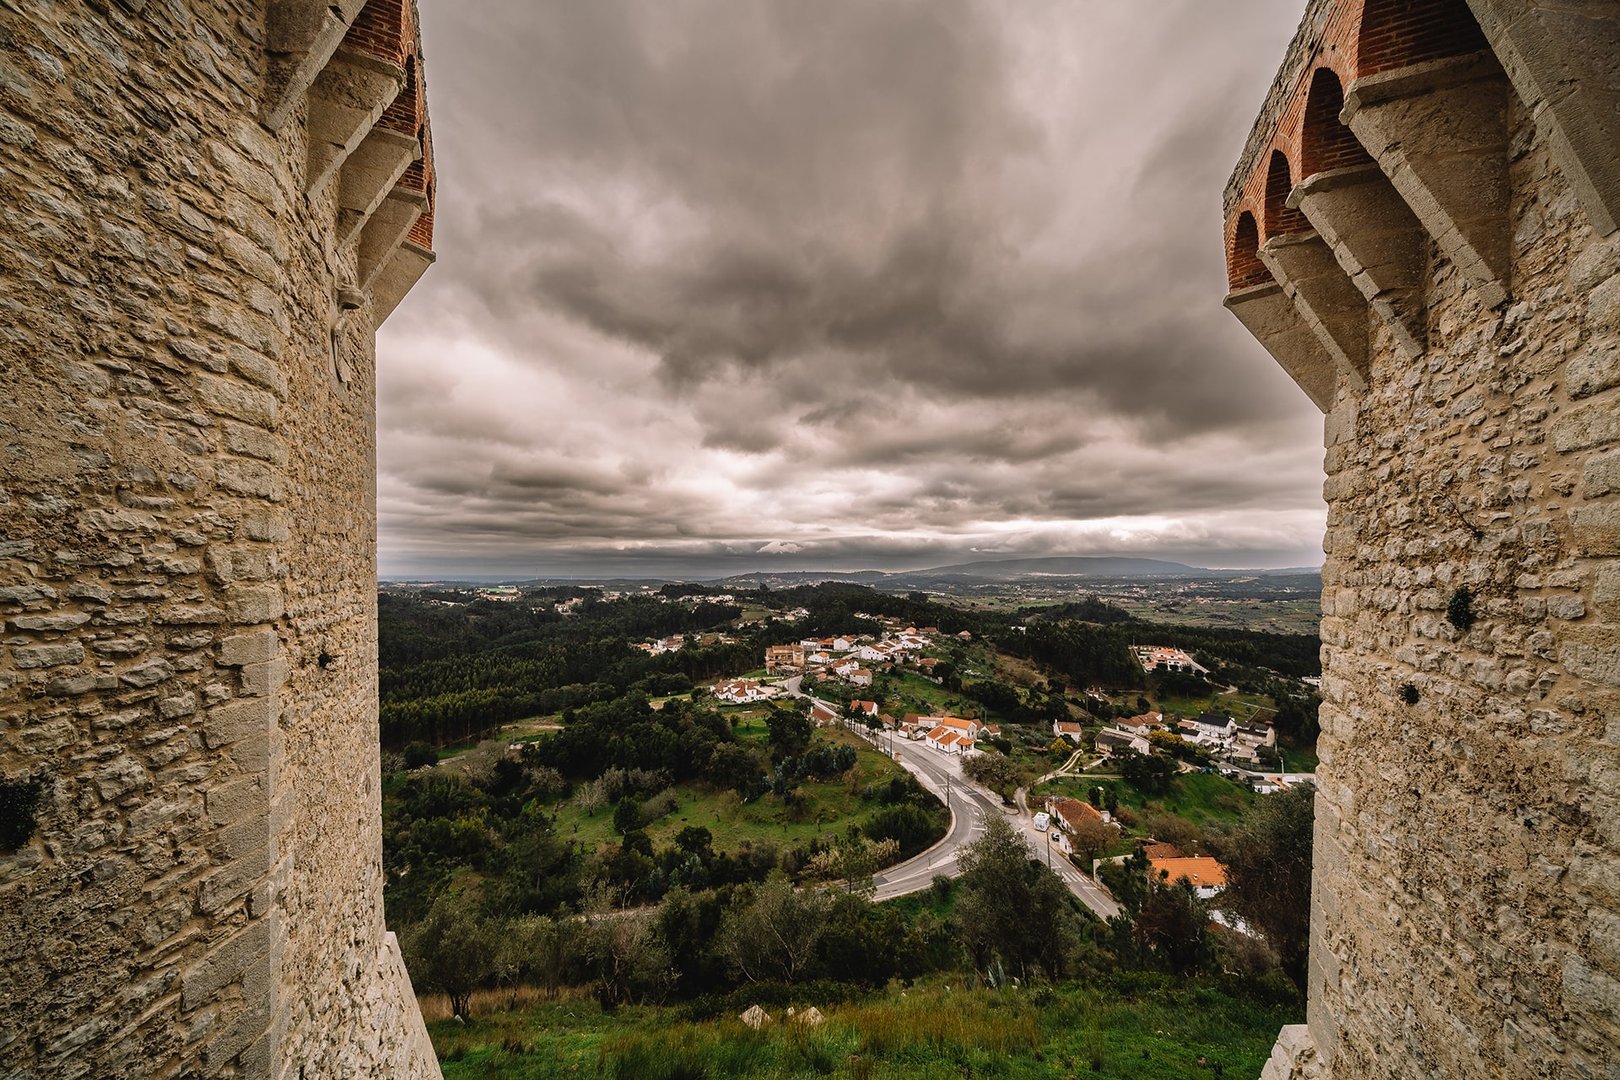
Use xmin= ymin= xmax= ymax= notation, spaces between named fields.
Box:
xmin=643 ymin=614 xmax=1316 ymax=921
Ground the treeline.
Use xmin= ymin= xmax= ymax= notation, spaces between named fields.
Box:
xmin=377 ymin=593 xmax=750 ymax=747
xmin=1124 ymin=621 xmax=1321 ymax=680
xmin=401 ymin=805 xmax=1312 ymax=1020
xmin=384 ymin=695 xmax=948 ymax=924
xmin=376 ymin=584 xmax=1000 ymax=748
xmin=996 ymin=620 xmax=1144 ymax=690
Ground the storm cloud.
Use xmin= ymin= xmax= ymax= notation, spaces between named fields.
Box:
xmin=377 ymin=0 xmax=1321 ymax=579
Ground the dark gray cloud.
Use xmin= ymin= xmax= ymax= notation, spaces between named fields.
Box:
xmin=377 ymin=0 xmax=1320 ymax=579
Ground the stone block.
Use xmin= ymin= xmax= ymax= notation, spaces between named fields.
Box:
xmin=223 ymin=584 xmax=284 ymax=625
xmin=1571 ymin=505 xmax=1620 ymax=556
xmin=195 ymin=373 xmax=279 ymax=429
xmin=1554 ymin=404 xmax=1620 ymax=453
xmin=10 ymin=612 xmax=91 ymax=631
xmin=207 ymin=547 xmax=276 ymax=587
xmin=1568 ymin=341 xmax=1620 ymax=399
xmin=203 ymin=697 xmax=272 ymax=749
xmin=220 ymin=420 xmax=289 ymax=465
xmin=215 ymin=459 xmax=283 ymax=502
xmin=119 ymin=658 xmax=175 ymax=688
xmin=218 ymin=629 xmax=278 ymax=667
xmin=1571 ymin=235 xmax=1620 ymax=293
xmin=238 ymin=658 xmax=288 ymax=699
xmin=226 ymin=732 xmax=271 ymax=774
xmin=1592 ymin=274 xmax=1620 ymax=337
xmin=205 ymin=775 xmax=266 ymax=828
xmin=1559 ymin=625 xmax=1620 ymax=686
xmin=13 ymin=642 xmax=85 ymax=669
xmin=180 ymin=917 xmax=275 ymax=1012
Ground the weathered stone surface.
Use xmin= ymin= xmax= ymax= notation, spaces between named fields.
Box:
xmin=1228 ymin=3 xmax=1620 ymax=1078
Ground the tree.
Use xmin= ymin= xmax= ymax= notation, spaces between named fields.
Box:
xmin=1215 ymin=782 xmax=1315 ymax=990
xmin=1133 ymin=880 xmax=1212 ymax=975
xmin=1066 ymin=814 xmax=1114 ymax=867
xmin=954 ymin=816 xmax=1077 ymax=981
xmin=582 ymin=886 xmax=674 ymax=1008
xmin=765 ymin=708 xmax=814 ymax=763
xmin=403 ymin=891 xmax=497 ymax=1019
xmin=715 ymin=873 xmax=831 ymax=983
xmin=612 ymin=797 xmax=642 ymax=836
xmin=402 ymin=742 xmax=437 ymax=770
xmin=1116 ymin=748 xmax=1176 ymax=796
xmin=961 ymin=751 xmax=1022 ymax=801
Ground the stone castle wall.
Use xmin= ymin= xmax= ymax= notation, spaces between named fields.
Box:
xmin=0 ymin=2 xmax=437 ymax=1075
xmin=1225 ymin=1 xmax=1620 ymax=1077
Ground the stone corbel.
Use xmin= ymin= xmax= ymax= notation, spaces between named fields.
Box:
xmin=356 ymin=185 xmax=428 ymax=290
xmin=370 ymin=241 xmax=437 ymax=327
xmin=1225 ymin=282 xmax=1343 ymax=413
xmin=1258 ymin=231 xmax=1371 ymax=389
xmin=1466 ymin=0 xmax=1620 ymax=237
xmin=304 ymin=47 xmax=407 ymax=195
xmin=261 ymin=0 xmax=370 ymax=132
xmin=1344 ymin=52 xmax=1512 ymax=309
xmin=1289 ymin=165 xmax=1428 ymax=359
xmin=335 ymin=128 xmax=420 ymax=245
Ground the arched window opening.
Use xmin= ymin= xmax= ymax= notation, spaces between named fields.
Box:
xmin=1301 ymin=68 xmax=1374 ymax=179
xmin=1227 ymin=212 xmax=1270 ymax=290
xmin=1357 ymin=0 xmax=1489 ymax=78
xmin=1263 ymin=151 xmax=1308 ymax=238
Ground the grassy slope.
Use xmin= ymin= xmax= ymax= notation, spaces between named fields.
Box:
xmin=550 ymin=728 xmax=909 ymax=855
xmin=431 ymin=976 xmax=1297 ymax=1079
xmin=1033 ymin=773 xmax=1257 ymax=855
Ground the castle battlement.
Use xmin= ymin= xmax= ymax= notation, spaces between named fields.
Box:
xmin=1225 ymin=2 xmax=1620 ymax=1077
xmin=0 ymin=2 xmax=440 ymax=1075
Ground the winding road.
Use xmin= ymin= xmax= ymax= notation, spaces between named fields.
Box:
xmin=782 ymin=676 xmax=1120 ymax=919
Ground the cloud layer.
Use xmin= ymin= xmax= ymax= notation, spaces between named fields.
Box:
xmin=378 ymin=0 xmax=1321 ymax=579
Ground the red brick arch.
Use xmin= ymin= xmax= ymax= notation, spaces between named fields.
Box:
xmin=1222 ymin=0 xmax=1496 ymax=288
xmin=1355 ymin=0 xmax=1488 ymax=77
xmin=1227 ymin=211 xmax=1270 ymax=290
xmin=1300 ymin=67 xmax=1374 ymax=179
xmin=1264 ymin=150 xmax=1309 ymax=239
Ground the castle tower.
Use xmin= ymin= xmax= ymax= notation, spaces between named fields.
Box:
xmin=1225 ymin=1 xmax=1620 ymax=1076
xmin=0 ymin=2 xmax=440 ymax=1075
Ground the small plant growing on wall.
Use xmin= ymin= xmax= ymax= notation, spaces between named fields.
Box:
xmin=1400 ymin=683 xmax=1420 ymax=705
xmin=0 ymin=773 xmax=50 ymax=853
xmin=1446 ymin=587 xmax=1476 ymax=632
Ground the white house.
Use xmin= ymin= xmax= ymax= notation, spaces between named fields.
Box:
xmin=712 ymin=678 xmax=778 ymax=705
xmin=1053 ymin=720 xmax=1086 ymax=743
xmin=1095 ymin=727 xmax=1151 ymax=757
xmin=924 ymin=727 xmax=974 ymax=755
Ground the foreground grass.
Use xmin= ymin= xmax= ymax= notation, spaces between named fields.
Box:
xmin=431 ymin=975 xmax=1296 ymax=1079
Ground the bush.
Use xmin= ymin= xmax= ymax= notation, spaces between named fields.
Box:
xmin=402 ymin=742 xmax=438 ymax=770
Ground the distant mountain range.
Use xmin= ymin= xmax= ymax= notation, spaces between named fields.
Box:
xmin=709 ymin=556 xmax=1320 ymax=588
xmin=389 ymin=556 xmax=1322 ymax=590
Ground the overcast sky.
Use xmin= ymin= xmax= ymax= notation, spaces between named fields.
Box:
xmin=377 ymin=0 xmax=1320 ymax=580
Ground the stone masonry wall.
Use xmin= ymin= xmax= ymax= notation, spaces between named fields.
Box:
xmin=1308 ymin=96 xmax=1620 ymax=1078
xmin=1228 ymin=1 xmax=1620 ymax=1077
xmin=0 ymin=2 xmax=437 ymax=1076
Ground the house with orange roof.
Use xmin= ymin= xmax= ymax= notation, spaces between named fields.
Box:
xmin=924 ymin=726 xmax=975 ymax=755
xmin=1149 ymin=855 xmax=1228 ymax=900
xmin=1053 ymin=720 xmax=1086 ymax=743
xmin=849 ymin=699 xmax=878 ymax=717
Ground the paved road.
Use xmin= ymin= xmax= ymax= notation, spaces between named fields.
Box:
xmin=781 ymin=678 xmax=1122 ymax=919
xmin=870 ymin=736 xmax=1002 ymax=901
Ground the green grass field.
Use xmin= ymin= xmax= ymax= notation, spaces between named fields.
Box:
xmin=549 ymin=730 xmax=910 ymax=855
xmin=1035 ymin=772 xmax=1256 ymax=843
xmin=430 ymin=975 xmax=1299 ymax=1079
